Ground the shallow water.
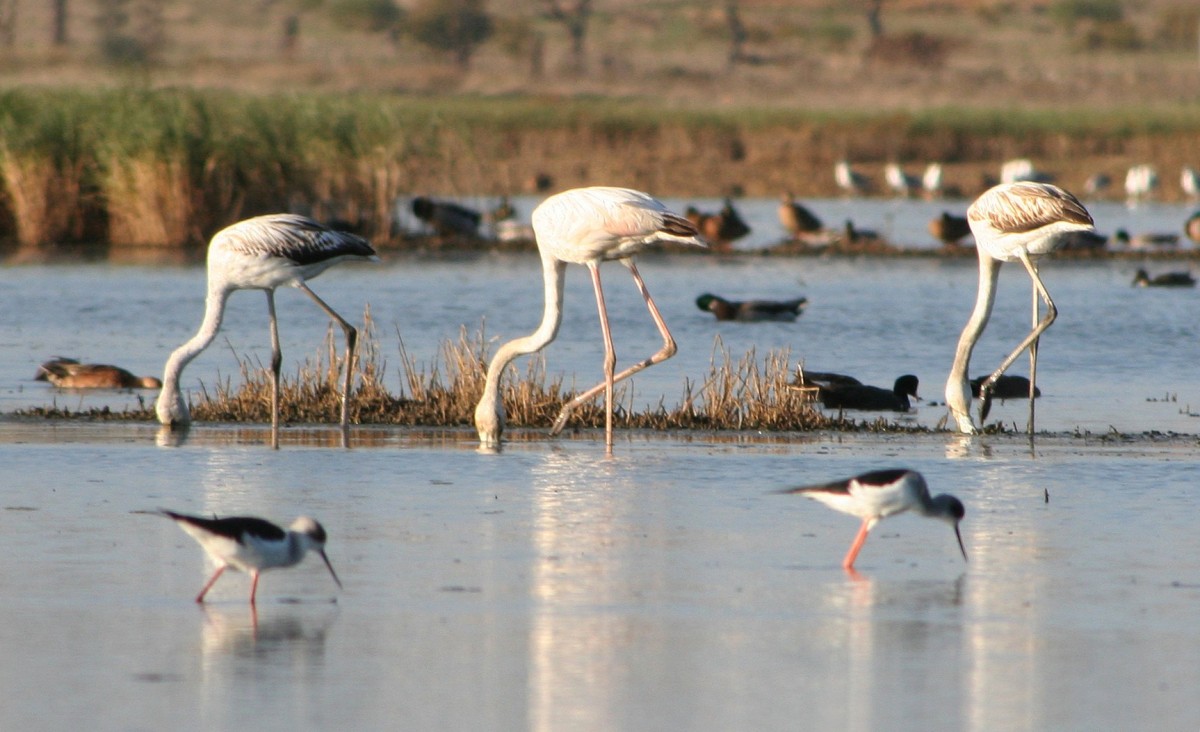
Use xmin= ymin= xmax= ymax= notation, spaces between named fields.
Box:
xmin=2 ymin=196 xmax=1200 ymax=730
xmin=3 ymin=197 xmax=1199 ymax=434
xmin=1 ymin=424 xmax=1199 ymax=731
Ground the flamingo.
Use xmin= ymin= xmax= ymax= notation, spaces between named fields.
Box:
xmin=473 ymin=186 xmax=705 ymax=450
xmin=156 ymin=213 xmax=379 ymax=448
xmin=945 ymin=182 xmax=1095 ymax=434
xmin=1124 ymin=164 xmax=1158 ymax=203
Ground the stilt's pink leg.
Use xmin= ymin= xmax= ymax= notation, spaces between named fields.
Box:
xmin=195 ymin=565 xmax=227 ymax=603
xmin=842 ymin=521 xmax=872 ymax=569
xmin=249 ymin=571 xmax=261 ymax=606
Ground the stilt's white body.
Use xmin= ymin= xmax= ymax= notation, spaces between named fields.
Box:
xmin=782 ymin=468 xmax=967 ymax=570
xmin=161 ymin=510 xmax=342 ymax=604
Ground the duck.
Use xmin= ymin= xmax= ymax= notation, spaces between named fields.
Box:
xmin=777 ymin=192 xmax=823 ymax=237
xmin=928 ymin=212 xmax=972 ymax=246
xmin=1185 ymin=212 xmax=1200 ymax=244
xmin=970 ymin=374 xmax=1041 ymax=401
xmin=1132 ymin=268 xmax=1196 ymax=287
xmin=794 ymin=370 xmax=862 ymax=388
xmin=1112 ymin=229 xmax=1179 ymax=250
xmin=696 ymin=293 xmax=807 ymax=322
xmin=686 ymin=198 xmax=751 ymax=249
xmin=410 ymin=196 xmax=482 ymax=237
xmin=485 ymin=195 xmax=516 ymax=224
xmin=35 ymin=358 xmax=162 ymax=389
xmin=841 ymin=219 xmax=881 ymax=245
xmin=817 ymin=374 xmax=920 ymax=412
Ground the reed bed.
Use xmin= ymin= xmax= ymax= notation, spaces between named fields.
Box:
xmin=1 ymin=88 xmax=1200 ymax=254
xmin=14 ymin=310 xmax=928 ymax=434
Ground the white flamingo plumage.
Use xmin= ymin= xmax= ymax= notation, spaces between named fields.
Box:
xmin=945 ymin=182 xmax=1095 ymax=434
xmin=473 ymin=186 xmax=705 ymax=451
xmin=156 ymin=213 xmax=379 ymax=448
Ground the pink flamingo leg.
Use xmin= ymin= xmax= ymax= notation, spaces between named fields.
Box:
xmin=195 ymin=565 xmax=227 ymax=603
xmin=842 ymin=521 xmax=872 ymax=569
xmin=587 ymin=263 xmax=617 ymax=450
xmin=550 ymin=261 xmax=678 ymax=441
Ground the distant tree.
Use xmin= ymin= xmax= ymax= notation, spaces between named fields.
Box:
xmin=97 ymin=0 xmax=166 ymax=66
xmin=0 ymin=0 xmax=15 ymax=48
xmin=864 ymin=0 xmax=884 ymax=39
xmin=408 ymin=0 xmax=494 ymax=70
xmin=724 ymin=0 xmax=747 ymax=68
xmin=54 ymin=0 xmax=68 ymax=46
xmin=542 ymin=0 xmax=591 ymax=74
xmin=328 ymin=0 xmax=403 ymax=33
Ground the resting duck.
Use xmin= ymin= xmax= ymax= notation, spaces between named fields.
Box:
xmin=1184 ymin=212 xmax=1200 ymax=244
xmin=686 ymin=198 xmax=752 ymax=249
xmin=696 ymin=293 xmax=807 ymax=322
xmin=778 ymin=193 xmax=823 ymax=238
xmin=1132 ymin=268 xmax=1196 ymax=287
xmin=817 ymin=374 xmax=920 ymax=412
xmin=35 ymin=358 xmax=162 ymax=389
xmin=928 ymin=212 xmax=971 ymax=246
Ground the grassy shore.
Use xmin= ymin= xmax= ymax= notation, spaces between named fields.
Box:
xmin=13 ymin=314 xmax=926 ymax=434
xmin=1 ymin=88 xmax=1199 ymax=253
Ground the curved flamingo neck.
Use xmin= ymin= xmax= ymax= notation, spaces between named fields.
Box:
xmin=474 ymin=256 xmax=566 ymax=443
xmin=946 ymin=253 xmax=1000 ymax=433
xmin=157 ymin=287 xmax=231 ymax=424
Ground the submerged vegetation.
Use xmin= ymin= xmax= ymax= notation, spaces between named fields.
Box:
xmin=13 ymin=312 xmax=920 ymax=434
xmin=1 ymin=88 xmax=1199 ymax=253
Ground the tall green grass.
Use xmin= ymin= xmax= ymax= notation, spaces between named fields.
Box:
xmin=0 ymin=88 xmax=1197 ymax=250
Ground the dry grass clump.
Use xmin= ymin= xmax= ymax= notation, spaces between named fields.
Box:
xmin=13 ymin=309 xmax=927 ymax=433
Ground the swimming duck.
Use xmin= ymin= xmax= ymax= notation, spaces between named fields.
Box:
xmin=35 ymin=358 xmax=162 ymax=389
xmin=1113 ymin=229 xmax=1179 ymax=250
xmin=696 ymin=293 xmax=807 ymax=322
xmin=817 ymin=374 xmax=920 ymax=412
xmin=411 ymin=196 xmax=482 ymax=237
xmin=1132 ymin=268 xmax=1196 ymax=287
